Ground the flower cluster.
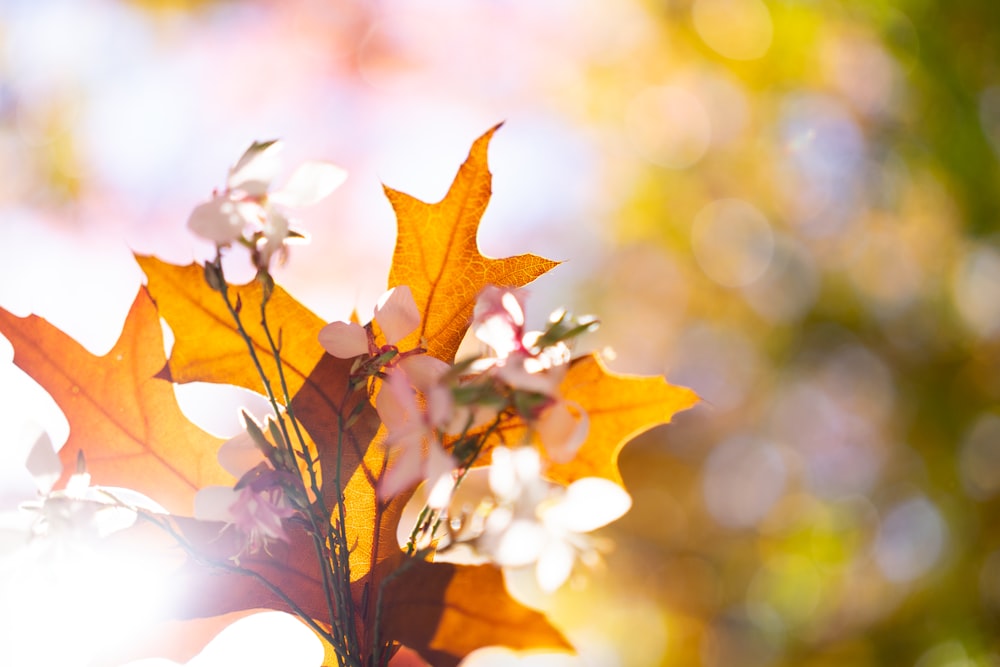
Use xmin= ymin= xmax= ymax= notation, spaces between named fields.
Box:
xmin=187 ymin=137 xmax=616 ymax=582
xmin=188 ymin=140 xmax=346 ymax=271
xmin=317 ymin=277 xmax=612 ymax=589
xmin=194 ymin=413 xmax=302 ymax=559
xmin=1 ymin=137 xmax=684 ymax=667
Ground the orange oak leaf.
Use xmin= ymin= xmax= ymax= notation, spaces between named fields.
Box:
xmin=473 ymin=354 xmax=699 ymax=487
xmin=138 ymin=255 xmax=385 ymax=578
xmin=381 ymin=561 xmax=572 ymax=667
xmin=165 ymin=521 xmax=568 ymax=667
xmin=136 ymin=255 xmax=325 ymax=398
xmin=547 ymin=354 xmax=699 ymax=486
xmin=135 ymin=124 xmax=571 ymax=662
xmin=386 ymin=124 xmax=559 ymax=363
xmin=0 ymin=288 xmax=228 ymax=514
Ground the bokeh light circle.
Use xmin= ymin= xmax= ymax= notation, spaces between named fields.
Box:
xmin=625 ymin=85 xmax=711 ymax=169
xmin=873 ymin=496 xmax=947 ymax=583
xmin=951 ymin=243 xmax=1000 ymax=339
xmin=692 ymin=0 xmax=774 ymax=61
xmin=691 ymin=198 xmax=774 ymax=288
xmin=959 ymin=414 xmax=1000 ymax=500
xmin=703 ymin=435 xmax=786 ymax=528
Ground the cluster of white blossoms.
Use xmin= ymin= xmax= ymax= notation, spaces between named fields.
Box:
xmin=187 ymin=142 xmax=633 ymax=592
xmin=318 ymin=283 xmax=629 ymax=591
xmin=188 ymin=140 xmax=346 ymax=271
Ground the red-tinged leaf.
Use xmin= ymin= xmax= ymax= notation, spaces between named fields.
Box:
xmin=132 ymin=129 xmax=576 ymax=664
xmin=0 ymin=288 xmax=228 ymax=514
xmin=381 ymin=561 xmax=572 ymax=667
xmin=137 ymin=256 xmax=385 ymax=582
xmin=386 ymin=124 xmax=560 ymax=363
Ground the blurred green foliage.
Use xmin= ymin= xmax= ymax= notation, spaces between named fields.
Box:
xmin=2 ymin=0 xmax=1000 ymax=664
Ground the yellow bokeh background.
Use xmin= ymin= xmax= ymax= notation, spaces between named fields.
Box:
xmin=2 ymin=0 xmax=1000 ymax=665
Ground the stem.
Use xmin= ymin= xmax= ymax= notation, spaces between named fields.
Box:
xmin=259 ymin=299 xmax=325 ymax=510
xmin=371 ymin=556 xmax=416 ymax=667
xmin=136 ymin=511 xmax=353 ymax=663
xmin=209 ymin=260 xmax=360 ymax=664
xmin=406 ymin=412 xmax=507 ymax=554
xmin=255 ymin=294 xmax=347 ymax=654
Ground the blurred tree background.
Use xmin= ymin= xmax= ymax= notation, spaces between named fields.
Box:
xmin=1 ymin=0 xmax=999 ymax=665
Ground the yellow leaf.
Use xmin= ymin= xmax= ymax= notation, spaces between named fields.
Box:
xmin=548 ymin=354 xmax=699 ymax=486
xmin=386 ymin=124 xmax=559 ymax=362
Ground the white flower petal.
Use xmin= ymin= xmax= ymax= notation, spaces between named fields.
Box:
xmin=536 ymin=539 xmax=576 ymax=592
xmin=262 ymin=207 xmax=291 ymax=243
xmin=510 ymin=446 xmax=543 ymax=484
xmin=318 ymin=321 xmax=369 ymax=358
xmin=270 ymin=161 xmax=347 ymax=207
xmin=501 ymin=291 xmax=525 ymax=327
xmin=375 ymin=286 xmax=421 ymax=345
xmin=545 ymin=478 xmax=632 ymax=533
xmin=25 ymin=431 xmax=60 ymax=495
xmin=425 ymin=443 xmax=457 ymax=510
xmin=488 ymin=447 xmax=517 ymax=500
xmin=228 ymin=140 xmax=284 ymax=195
xmin=217 ymin=431 xmax=264 ymax=479
xmin=494 ymin=519 xmax=546 ymax=567
xmin=194 ymin=485 xmax=240 ymax=522
xmin=91 ymin=503 xmax=138 ymax=537
xmin=536 ymin=400 xmax=588 ymax=463
xmin=188 ymin=197 xmax=253 ymax=244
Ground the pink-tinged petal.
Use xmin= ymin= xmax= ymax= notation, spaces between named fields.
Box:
xmin=474 ymin=315 xmax=519 ymax=359
xmin=535 ymin=539 xmax=575 ymax=592
xmin=194 ymin=485 xmax=241 ymax=522
xmin=424 ymin=443 xmax=457 ymax=510
xmin=270 ymin=161 xmax=347 ymax=207
xmin=473 ymin=286 xmax=527 ymax=358
xmin=497 ymin=357 xmax=560 ymax=395
xmin=550 ymin=478 xmax=631 ymax=533
xmin=535 ymin=400 xmax=588 ymax=463
xmin=262 ymin=207 xmax=291 ymax=243
xmin=379 ymin=441 xmax=423 ymax=501
xmin=228 ymin=140 xmax=284 ymax=196
xmin=375 ymin=286 xmax=420 ymax=345
xmin=229 ymin=487 xmax=294 ymax=545
xmin=217 ymin=431 xmax=265 ymax=478
xmin=375 ymin=369 xmax=419 ymax=435
xmin=318 ymin=321 xmax=369 ymax=358
xmin=398 ymin=354 xmax=449 ymax=393
xmin=188 ymin=197 xmax=250 ymax=244
xmin=427 ymin=384 xmax=456 ymax=432
xmin=500 ymin=291 xmax=526 ymax=327
xmin=395 ymin=356 xmax=458 ymax=431
xmin=25 ymin=432 xmax=60 ymax=495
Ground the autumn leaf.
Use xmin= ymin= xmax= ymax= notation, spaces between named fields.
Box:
xmin=136 ymin=255 xmax=326 ymax=398
xmin=547 ymin=354 xmax=699 ymax=486
xmin=0 ymin=288 xmax=228 ymax=514
xmin=135 ymin=128 xmax=570 ymax=663
xmin=386 ymin=124 xmax=559 ymax=362
xmin=138 ymin=256 xmax=384 ymax=578
xmin=467 ymin=353 xmax=699 ymax=487
xmin=382 ymin=561 xmax=572 ymax=667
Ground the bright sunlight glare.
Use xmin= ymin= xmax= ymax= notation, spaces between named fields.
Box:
xmin=0 ymin=532 xmax=174 ymax=666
